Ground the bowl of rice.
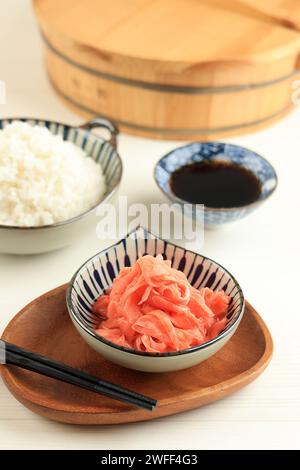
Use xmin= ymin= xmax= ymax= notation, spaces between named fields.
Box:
xmin=0 ymin=117 xmax=122 ymax=254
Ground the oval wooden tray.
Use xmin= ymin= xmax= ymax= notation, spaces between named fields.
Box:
xmin=0 ymin=284 xmax=273 ymax=425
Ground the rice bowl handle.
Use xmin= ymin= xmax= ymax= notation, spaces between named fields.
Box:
xmin=78 ymin=118 xmax=119 ymax=149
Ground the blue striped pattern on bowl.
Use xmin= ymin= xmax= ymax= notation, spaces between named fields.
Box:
xmin=67 ymin=227 xmax=245 ymax=357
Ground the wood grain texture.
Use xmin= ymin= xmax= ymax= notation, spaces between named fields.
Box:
xmin=32 ymin=0 xmax=300 ymax=140
xmin=0 ymin=284 xmax=273 ymax=425
xmin=33 ymin=0 xmax=300 ymax=62
xmin=237 ymin=0 xmax=300 ymax=31
xmin=45 ymin=51 xmax=297 ymax=139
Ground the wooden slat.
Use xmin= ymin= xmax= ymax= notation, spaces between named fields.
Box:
xmin=238 ymin=0 xmax=300 ymax=31
xmin=32 ymin=0 xmax=300 ymax=139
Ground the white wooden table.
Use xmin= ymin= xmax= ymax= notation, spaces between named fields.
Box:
xmin=0 ymin=0 xmax=299 ymax=450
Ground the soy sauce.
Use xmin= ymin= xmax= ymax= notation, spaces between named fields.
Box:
xmin=170 ymin=160 xmax=261 ymax=208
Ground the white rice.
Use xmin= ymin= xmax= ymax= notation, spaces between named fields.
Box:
xmin=0 ymin=121 xmax=106 ymax=227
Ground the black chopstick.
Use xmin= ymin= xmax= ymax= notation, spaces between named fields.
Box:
xmin=3 ymin=341 xmax=156 ymax=411
xmin=5 ymin=349 xmax=154 ymax=411
xmin=5 ymin=341 xmax=156 ymax=408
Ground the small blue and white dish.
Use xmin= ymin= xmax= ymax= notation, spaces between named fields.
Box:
xmin=0 ymin=117 xmax=122 ymax=254
xmin=154 ymin=142 xmax=278 ymax=228
xmin=67 ymin=226 xmax=245 ymax=373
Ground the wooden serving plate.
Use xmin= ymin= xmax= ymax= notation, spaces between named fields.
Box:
xmin=0 ymin=285 xmax=273 ymax=425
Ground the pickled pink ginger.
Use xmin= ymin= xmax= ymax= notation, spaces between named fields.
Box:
xmin=93 ymin=255 xmax=230 ymax=353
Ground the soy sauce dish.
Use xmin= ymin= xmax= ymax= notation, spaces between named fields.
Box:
xmin=154 ymin=142 xmax=278 ymax=228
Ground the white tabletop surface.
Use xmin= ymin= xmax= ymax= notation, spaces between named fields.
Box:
xmin=0 ymin=0 xmax=299 ymax=450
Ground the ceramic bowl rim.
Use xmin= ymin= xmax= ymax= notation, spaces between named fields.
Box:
xmin=66 ymin=226 xmax=245 ymax=359
xmin=0 ymin=117 xmax=123 ymax=231
xmin=154 ymin=141 xmax=278 ymax=212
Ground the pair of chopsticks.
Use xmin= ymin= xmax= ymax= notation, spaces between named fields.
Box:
xmin=0 ymin=340 xmax=156 ymax=411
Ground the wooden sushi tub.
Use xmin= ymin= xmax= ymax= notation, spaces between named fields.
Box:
xmin=33 ymin=0 xmax=300 ymax=140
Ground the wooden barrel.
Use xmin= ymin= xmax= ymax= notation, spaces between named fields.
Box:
xmin=33 ymin=0 xmax=300 ymax=140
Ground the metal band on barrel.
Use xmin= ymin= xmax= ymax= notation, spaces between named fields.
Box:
xmin=41 ymin=32 xmax=298 ymax=95
xmin=49 ymin=76 xmax=291 ymax=136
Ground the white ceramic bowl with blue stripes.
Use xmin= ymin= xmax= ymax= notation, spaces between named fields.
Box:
xmin=0 ymin=117 xmax=122 ymax=254
xmin=154 ymin=142 xmax=278 ymax=228
xmin=67 ymin=226 xmax=245 ymax=373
